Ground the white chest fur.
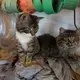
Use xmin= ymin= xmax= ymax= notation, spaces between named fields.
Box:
xmin=16 ymin=31 xmax=33 ymax=51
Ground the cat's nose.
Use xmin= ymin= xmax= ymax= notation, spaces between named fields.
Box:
xmin=30 ymin=31 xmax=35 ymax=36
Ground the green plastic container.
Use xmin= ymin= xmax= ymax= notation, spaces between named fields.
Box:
xmin=5 ymin=0 xmax=12 ymax=12
xmin=10 ymin=0 xmax=20 ymax=13
xmin=63 ymin=0 xmax=79 ymax=10
xmin=42 ymin=0 xmax=64 ymax=14
xmin=42 ymin=0 xmax=55 ymax=14
xmin=53 ymin=0 xmax=64 ymax=13
xmin=33 ymin=0 xmax=43 ymax=12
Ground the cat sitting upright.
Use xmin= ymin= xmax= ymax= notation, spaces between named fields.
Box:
xmin=15 ymin=13 xmax=43 ymax=66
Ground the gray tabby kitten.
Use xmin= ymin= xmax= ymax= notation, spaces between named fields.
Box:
xmin=15 ymin=13 xmax=42 ymax=66
xmin=56 ymin=27 xmax=80 ymax=58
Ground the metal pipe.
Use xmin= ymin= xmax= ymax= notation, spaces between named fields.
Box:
xmin=74 ymin=9 xmax=78 ymax=29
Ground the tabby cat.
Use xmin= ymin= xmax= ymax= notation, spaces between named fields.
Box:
xmin=15 ymin=13 xmax=60 ymax=66
xmin=15 ymin=13 xmax=43 ymax=66
xmin=56 ymin=27 xmax=80 ymax=58
xmin=33 ymin=27 xmax=80 ymax=60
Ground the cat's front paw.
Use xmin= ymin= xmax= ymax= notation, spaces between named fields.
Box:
xmin=23 ymin=56 xmax=32 ymax=67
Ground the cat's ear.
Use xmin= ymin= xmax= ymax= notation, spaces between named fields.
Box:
xmin=30 ymin=14 xmax=43 ymax=22
xmin=76 ymin=29 xmax=80 ymax=35
xmin=60 ymin=27 xmax=65 ymax=33
xmin=37 ymin=17 xmax=44 ymax=22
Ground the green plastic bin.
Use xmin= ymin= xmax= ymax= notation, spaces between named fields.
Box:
xmin=33 ymin=0 xmax=43 ymax=12
xmin=42 ymin=0 xmax=55 ymax=14
xmin=63 ymin=0 xmax=79 ymax=10
xmin=53 ymin=0 xmax=64 ymax=13
xmin=42 ymin=0 xmax=64 ymax=14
